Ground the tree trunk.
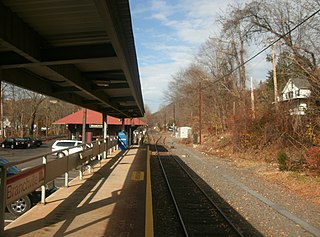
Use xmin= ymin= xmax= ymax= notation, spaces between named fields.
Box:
xmin=30 ymin=111 xmax=36 ymax=136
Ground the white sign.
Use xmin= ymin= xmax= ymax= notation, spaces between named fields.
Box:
xmin=6 ymin=165 xmax=44 ymax=204
xmin=89 ymin=124 xmax=103 ymax=128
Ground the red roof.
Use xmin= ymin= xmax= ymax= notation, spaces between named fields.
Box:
xmin=53 ymin=109 xmax=146 ymax=126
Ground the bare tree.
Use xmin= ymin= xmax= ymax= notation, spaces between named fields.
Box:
xmin=244 ymin=0 xmax=320 ymax=95
xmin=4 ymin=84 xmax=28 ymax=136
xmin=2 ymin=83 xmax=79 ymax=137
xmin=26 ymin=91 xmax=46 ymax=135
xmin=219 ymin=5 xmax=254 ymax=91
xmin=157 ymin=0 xmax=320 ymax=165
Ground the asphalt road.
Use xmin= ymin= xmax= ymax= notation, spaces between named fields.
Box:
xmin=1 ymin=139 xmax=80 ymax=225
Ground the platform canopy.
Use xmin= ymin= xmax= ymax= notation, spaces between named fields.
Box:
xmin=53 ymin=109 xmax=146 ymax=126
xmin=0 ymin=0 xmax=144 ymax=118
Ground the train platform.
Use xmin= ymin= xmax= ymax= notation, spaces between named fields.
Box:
xmin=4 ymin=145 xmax=152 ymax=237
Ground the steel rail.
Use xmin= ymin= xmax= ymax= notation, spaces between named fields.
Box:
xmin=155 ymin=136 xmax=189 ymax=236
xmin=170 ymin=151 xmax=245 ymax=237
xmin=155 ymin=135 xmax=244 ymax=237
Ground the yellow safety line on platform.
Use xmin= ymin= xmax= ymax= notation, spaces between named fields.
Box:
xmin=145 ymin=145 xmax=154 ymax=237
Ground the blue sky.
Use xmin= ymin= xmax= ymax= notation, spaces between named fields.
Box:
xmin=130 ymin=0 xmax=270 ymax=113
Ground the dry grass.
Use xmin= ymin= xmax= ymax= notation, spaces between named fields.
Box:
xmin=198 ymin=135 xmax=320 ymax=207
xmin=257 ymin=170 xmax=320 ymax=206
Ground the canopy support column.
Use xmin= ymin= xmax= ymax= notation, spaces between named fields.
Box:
xmin=103 ymin=112 xmax=108 ymax=159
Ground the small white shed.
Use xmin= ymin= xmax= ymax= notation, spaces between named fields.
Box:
xmin=177 ymin=127 xmax=192 ymax=139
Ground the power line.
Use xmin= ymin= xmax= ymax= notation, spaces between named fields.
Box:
xmin=215 ymin=7 xmax=320 ymax=83
xmin=247 ymin=8 xmax=320 ymax=66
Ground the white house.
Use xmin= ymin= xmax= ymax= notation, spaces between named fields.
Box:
xmin=280 ymin=78 xmax=311 ymax=115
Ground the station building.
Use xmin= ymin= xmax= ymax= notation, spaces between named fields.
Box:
xmin=53 ymin=109 xmax=146 ymax=143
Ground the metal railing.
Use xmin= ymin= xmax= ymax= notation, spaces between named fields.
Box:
xmin=0 ymin=138 xmax=118 ymax=234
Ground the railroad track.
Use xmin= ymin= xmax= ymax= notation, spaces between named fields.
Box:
xmin=153 ymin=134 xmax=244 ymax=236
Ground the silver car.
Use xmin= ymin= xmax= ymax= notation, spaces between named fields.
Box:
xmin=51 ymin=140 xmax=83 ymax=158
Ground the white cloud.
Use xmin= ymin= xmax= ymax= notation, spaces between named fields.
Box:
xmin=140 ymin=63 xmax=178 ymax=112
xmin=131 ymin=0 xmax=251 ymax=112
xmin=139 ymin=48 xmax=194 ymax=112
xmin=148 ymin=3 xmax=213 ymax=45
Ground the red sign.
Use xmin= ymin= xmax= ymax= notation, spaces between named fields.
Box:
xmin=6 ymin=165 xmax=44 ymax=204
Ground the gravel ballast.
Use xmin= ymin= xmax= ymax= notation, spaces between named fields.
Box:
xmin=167 ymin=137 xmax=320 ymax=237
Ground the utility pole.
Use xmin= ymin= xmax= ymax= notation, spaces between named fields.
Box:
xmin=198 ymin=82 xmax=202 ymax=144
xmin=272 ymin=44 xmax=279 ymax=110
xmin=164 ymin=112 xmax=167 ymax=131
xmin=250 ymin=77 xmax=255 ymax=119
xmin=173 ymin=103 xmax=176 ymax=134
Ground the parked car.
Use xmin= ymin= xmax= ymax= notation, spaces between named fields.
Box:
xmin=51 ymin=140 xmax=83 ymax=158
xmin=0 ymin=158 xmax=57 ymax=216
xmin=1 ymin=137 xmax=30 ymax=149
xmin=32 ymin=137 xmax=43 ymax=147
xmin=24 ymin=137 xmax=43 ymax=148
